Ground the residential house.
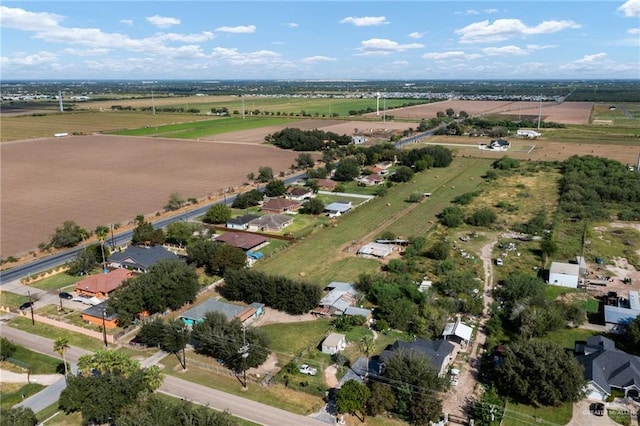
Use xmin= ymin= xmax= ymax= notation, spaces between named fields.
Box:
xmin=489 ymin=139 xmax=510 ymax=150
xmin=322 ymin=333 xmax=347 ymax=355
xmin=247 ymin=214 xmax=293 ymax=232
xmin=548 ymin=262 xmax=580 ymax=288
xmin=226 ymin=214 xmax=260 ymax=230
xmin=324 ymin=202 xmax=352 ymax=218
xmin=379 ymin=339 xmax=456 ymax=378
xmin=575 ymin=335 xmax=640 ymax=400
xmin=358 ymin=174 xmax=384 ymax=186
xmin=604 ymin=290 xmax=640 ymax=333
xmin=442 ymin=318 xmax=474 ymax=347
xmin=285 ymin=187 xmax=313 ymax=201
xmin=261 ymin=198 xmax=301 ymax=214
xmin=108 ymin=245 xmax=179 ymax=273
xmin=214 ymin=232 xmax=268 ymax=251
xmin=180 ymin=298 xmax=265 ymax=326
xmin=75 ymin=268 xmax=133 ymax=299
xmin=314 ymin=179 xmax=337 ymax=191
xmin=365 ymin=166 xmax=385 ymax=175
xmin=312 ymin=282 xmax=370 ymax=318
xmin=516 ymin=129 xmax=542 ymax=139
xmin=81 ymin=301 xmax=118 ymax=329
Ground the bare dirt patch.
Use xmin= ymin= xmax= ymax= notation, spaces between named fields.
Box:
xmin=0 ymin=134 xmax=298 ymax=257
xmin=251 ymin=307 xmax=317 ymax=326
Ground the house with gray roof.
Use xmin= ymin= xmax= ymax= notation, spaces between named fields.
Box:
xmin=180 ymin=298 xmax=264 ymax=326
xmin=226 ymin=214 xmax=260 ymax=230
xmin=312 ymin=281 xmax=370 ymax=319
xmin=604 ymin=290 xmax=640 ymax=333
xmin=247 ymin=214 xmax=293 ymax=232
xmin=379 ymin=338 xmax=455 ymax=377
xmin=108 ymin=245 xmax=179 ymax=273
xmin=575 ymin=335 xmax=640 ymax=400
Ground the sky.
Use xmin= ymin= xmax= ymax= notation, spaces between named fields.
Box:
xmin=1 ymin=1 xmax=639 ymax=81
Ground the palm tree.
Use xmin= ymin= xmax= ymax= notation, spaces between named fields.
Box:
xmin=95 ymin=226 xmax=108 ymax=272
xmin=359 ymin=334 xmax=375 ymax=375
xmin=53 ymin=337 xmax=70 ymax=377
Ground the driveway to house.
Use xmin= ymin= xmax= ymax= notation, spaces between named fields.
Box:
xmin=565 ymin=400 xmax=626 ymax=426
xmin=1 ymin=325 xmax=327 ymax=426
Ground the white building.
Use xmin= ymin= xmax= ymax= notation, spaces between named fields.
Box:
xmin=516 ymin=129 xmax=542 ymax=139
xmin=548 ymin=262 xmax=580 ymax=288
xmin=321 ymin=333 xmax=347 ymax=355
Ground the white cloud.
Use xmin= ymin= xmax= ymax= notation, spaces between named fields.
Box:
xmin=301 ymin=55 xmax=336 ymax=63
xmin=408 ymin=32 xmax=424 ymax=39
xmin=210 ymin=47 xmax=284 ymax=65
xmin=482 ymin=45 xmax=528 ymax=56
xmin=215 ymin=25 xmax=256 ymax=34
xmin=617 ymin=0 xmax=640 ymax=17
xmin=120 ymin=19 xmax=133 ymax=26
xmin=422 ymin=51 xmax=481 ymax=61
xmin=557 ymin=52 xmax=635 ymax=74
xmin=340 ymin=16 xmax=389 ymax=26
xmin=284 ymin=22 xmax=298 ymax=28
xmin=0 ymin=51 xmax=58 ymax=66
xmin=356 ymin=38 xmax=423 ymax=55
xmin=456 ymin=19 xmax=581 ymax=43
xmin=628 ymin=28 xmax=640 ymax=34
xmin=456 ymin=8 xmax=498 ymax=15
xmin=0 ymin=6 xmax=63 ymax=31
xmin=64 ymin=47 xmax=111 ymax=56
xmin=573 ymin=52 xmax=608 ymax=64
xmin=156 ymin=32 xmax=215 ymax=43
xmin=146 ymin=15 xmax=180 ymax=29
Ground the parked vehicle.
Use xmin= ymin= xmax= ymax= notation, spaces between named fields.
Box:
xmin=495 ymin=258 xmax=503 ymax=266
xmin=589 ymin=402 xmax=604 ymax=416
xmin=299 ymin=364 xmax=317 ymax=376
xmin=59 ymin=292 xmax=74 ymax=300
xmin=19 ymin=301 xmax=33 ymax=310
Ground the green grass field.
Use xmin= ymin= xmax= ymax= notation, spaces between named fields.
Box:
xmin=0 ymin=383 xmax=46 ymax=408
xmin=0 ymin=291 xmax=30 ymax=309
xmin=503 ymin=400 xmax=573 ymax=426
xmin=9 ymin=317 xmax=106 ymax=352
xmin=259 ymin=319 xmax=333 ymax=359
xmin=30 ymin=271 xmax=86 ymax=292
xmin=5 ymin=344 xmax=64 ymax=374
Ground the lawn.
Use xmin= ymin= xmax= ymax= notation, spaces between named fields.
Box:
xmin=503 ymin=400 xmax=573 ymax=426
xmin=586 ymin=225 xmax=640 ymax=271
xmin=30 ymin=271 xmax=86 ymax=292
xmin=259 ymin=319 xmax=333 ymax=358
xmin=544 ymin=327 xmax=599 ymax=350
xmin=5 ymin=344 xmax=64 ymax=374
xmin=0 ymin=383 xmax=45 ymax=408
xmin=0 ymin=291 xmax=30 ymax=309
xmin=9 ymin=317 xmax=106 ymax=352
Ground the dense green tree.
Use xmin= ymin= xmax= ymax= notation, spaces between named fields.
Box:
xmin=337 ymin=380 xmax=371 ymax=421
xmin=0 ymin=407 xmax=38 ymax=426
xmin=137 ymin=317 xmax=166 ymax=348
xmin=301 ymin=198 xmax=325 ymax=215
xmin=50 ymin=220 xmax=87 ymax=248
xmin=66 ymin=247 xmax=98 ymax=275
xmin=0 ymin=337 xmax=16 ymax=360
xmin=295 ymin=152 xmax=315 ymax=168
xmin=165 ymin=221 xmax=200 ymax=246
xmin=163 ymin=318 xmax=190 ymax=369
xmin=438 ymin=206 xmax=464 ymax=228
xmin=466 ymin=207 xmax=497 ymax=227
xmin=495 ymin=340 xmax=585 ymax=406
xmin=231 ymin=190 xmax=264 ymax=209
xmin=427 ymin=241 xmax=450 ymax=260
xmin=391 ymin=166 xmax=414 ymax=183
xmin=192 ymin=312 xmax=270 ymax=373
xmin=131 ymin=220 xmax=165 ymax=246
xmin=381 ymin=350 xmax=444 ymax=424
xmin=469 ymin=386 xmax=504 ymax=426
xmin=264 ymin=179 xmax=286 ymax=197
xmin=204 ymin=203 xmax=232 ymax=224
xmin=367 ymin=382 xmax=396 ymax=416
xmin=209 ymin=244 xmax=247 ymax=275
xmin=625 ymin=315 xmax=640 ymax=353
xmin=333 ymin=158 xmax=361 ymax=181
xmin=492 ymin=157 xmax=519 ymax=170
xmin=186 ymin=238 xmax=217 ymax=267
xmin=257 ymin=166 xmax=274 ymax=183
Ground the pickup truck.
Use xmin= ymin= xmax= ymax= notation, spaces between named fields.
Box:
xmin=298 ymin=364 xmax=317 ymax=376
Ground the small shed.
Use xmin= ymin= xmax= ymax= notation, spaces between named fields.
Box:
xmin=358 ymin=242 xmax=392 ymax=258
xmin=322 ymin=333 xmax=346 ymax=355
xmin=548 ymin=262 xmax=580 ymax=288
xmin=442 ymin=318 xmax=473 ymax=345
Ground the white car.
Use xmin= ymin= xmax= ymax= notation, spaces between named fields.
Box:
xmin=298 ymin=364 xmax=317 ymax=376
xmin=450 ymin=376 xmax=459 ymax=386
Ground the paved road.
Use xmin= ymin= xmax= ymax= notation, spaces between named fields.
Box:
xmin=1 ymin=325 xmax=328 ymax=425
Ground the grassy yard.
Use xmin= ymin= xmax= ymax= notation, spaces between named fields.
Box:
xmin=5 ymin=344 xmax=64 ymax=374
xmin=0 ymin=291 xmax=30 ymax=309
xmin=259 ymin=319 xmax=333 ymax=359
xmin=9 ymin=317 xmax=106 ymax=352
xmin=544 ymin=327 xmax=599 ymax=350
xmin=162 ymin=354 xmax=325 ymax=416
xmin=256 ymin=157 xmax=492 ymax=284
xmin=586 ymin=225 xmax=640 ymax=271
xmin=503 ymin=400 xmax=573 ymax=426
xmin=0 ymin=383 xmax=45 ymax=408
xmin=30 ymin=271 xmax=86 ymax=292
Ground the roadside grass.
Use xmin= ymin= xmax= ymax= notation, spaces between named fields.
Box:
xmin=161 ymin=354 xmax=325 ymax=416
xmin=30 ymin=271 xmax=85 ymax=292
xmin=109 ymin=116 xmax=292 ymax=138
xmin=336 ymin=181 xmax=381 ymax=196
xmin=256 ymin=157 xmax=490 ymax=284
xmin=586 ymin=225 xmax=640 ymax=271
xmin=36 ymin=402 xmax=84 ymax=426
xmin=0 ymin=110 xmax=212 ymax=142
xmin=541 ymin=124 xmax=640 ymax=144
xmin=35 ymin=304 xmax=123 ymax=335
xmin=8 ymin=317 xmax=106 ymax=352
xmin=5 ymin=344 xmax=64 ymax=374
xmin=0 ymin=383 xmax=46 ymax=408
xmin=544 ymin=327 xmax=599 ymax=350
xmin=0 ymin=291 xmax=30 ymax=309
xmin=503 ymin=400 xmax=573 ymax=426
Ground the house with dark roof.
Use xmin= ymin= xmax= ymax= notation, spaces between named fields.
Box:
xmin=261 ymin=198 xmax=302 ymax=214
xmin=604 ymin=291 xmax=640 ymax=333
xmin=108 ymin=245 xmax=179 ymax=273
xmin=81 ymin=301 xmax=118 ymax=329
xmin=312 ymin=282 xmax=371 ymax=319
xmin=314 ymin=178 xmax=337 ymax=191
xmin=75 ymin=268 xmax=133 ymax=299
xmin=214 ymin=232 xmax=268 ymax=251
xmin=226 ymin=214 xmax=260 ymax=231
xmin=575 ymin=335 xmax=640 ymax=400
xmin=285 ymin=187 xmax=313 ymax=201
xmin=379 ymin=338 xmax=455 ymax=377
xmin=179 ymin=298 xmax=264 ymax=326
xmin=247 ymin=214 xmax=293 ymax=232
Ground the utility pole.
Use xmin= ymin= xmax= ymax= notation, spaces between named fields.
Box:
xmin=238 ymin=326 xmax=250 ymax=389
xmin=27 ymin=290 xmax=35 ymax=325
xmin=101 ymin=306 xmax=108 ymax=347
